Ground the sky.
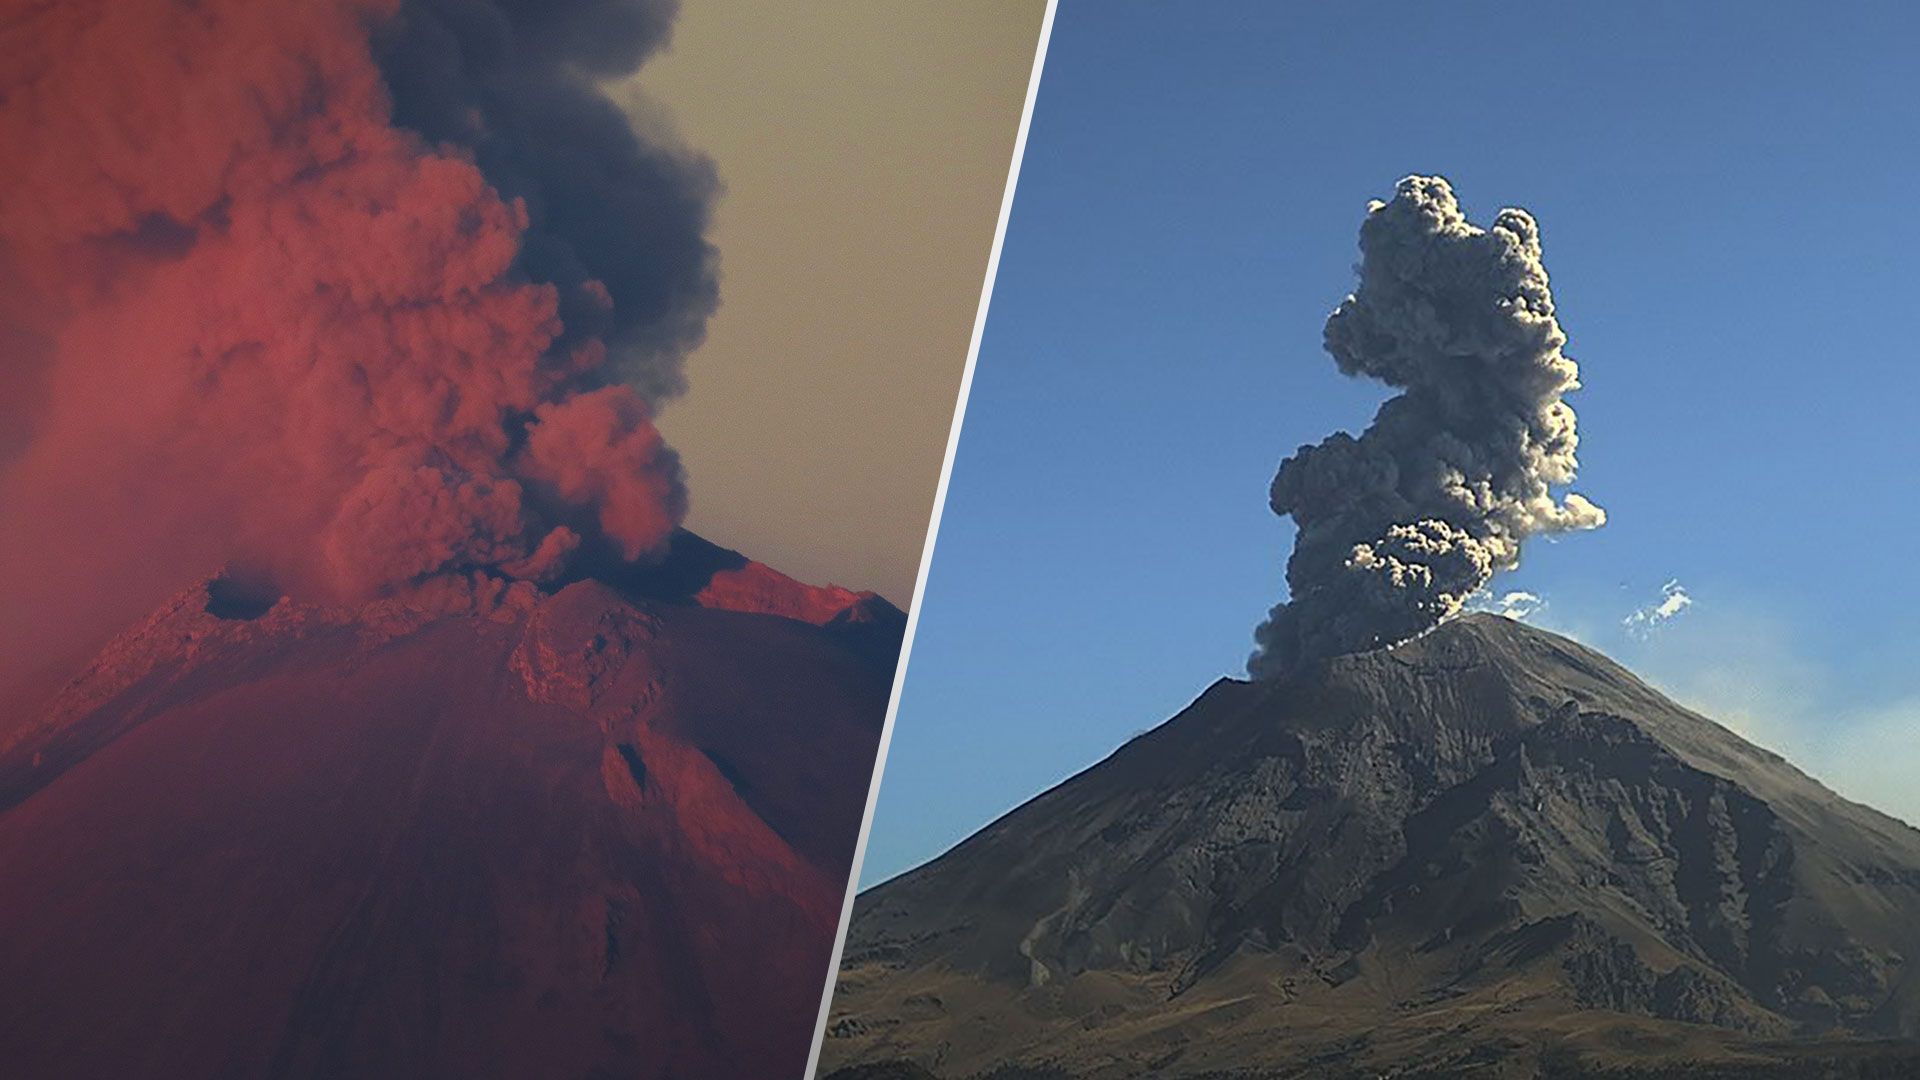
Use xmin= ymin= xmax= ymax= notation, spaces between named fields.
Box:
xmin=858 ymin=0 xmax=1920 ymax=888
xmin=629 ymin=1 xmax=1046 ymax=604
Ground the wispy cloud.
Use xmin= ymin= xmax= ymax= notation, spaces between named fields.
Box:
xmin=1628 ymin=606 xmax=1919 ymax=830
xmin=1623 ymin=579 xmax=1692 ymax=638
xmin=1470 ymin=589 xmax=1546 ymax=621
xmin=1479 ymin=585 xmax=1915 ymax=829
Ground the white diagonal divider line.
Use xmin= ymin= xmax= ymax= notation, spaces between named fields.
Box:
xmin=802 ymin=1 xmax=1061 ymax=1074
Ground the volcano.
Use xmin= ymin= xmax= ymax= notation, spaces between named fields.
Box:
xmin=0 ymin=531 xmax=900 ymax=1080
xmin=822 ymin=615 xmax=1920 ymax=1079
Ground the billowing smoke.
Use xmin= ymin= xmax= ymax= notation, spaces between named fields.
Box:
xmin=1250 ymin=176 xmax=1603 ymax=678
xmin=0 ymin=0 xmax=715 ymax=680
xmin=374 ymin=0 xmax=715 ymax=401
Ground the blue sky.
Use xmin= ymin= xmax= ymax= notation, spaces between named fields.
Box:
xmin=858 ymin=0 xmax=1920 ymax=888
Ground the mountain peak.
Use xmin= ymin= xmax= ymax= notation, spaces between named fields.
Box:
xmin=3 ymin=528 xmax=902 ymax=758
xmin=0 ymin=532 xmax=898 ymax=1079
xmin=824 ymin=616 xmax=1920 ymax=1078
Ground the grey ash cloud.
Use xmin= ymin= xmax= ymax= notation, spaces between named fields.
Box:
xmin=376 ymin=0 xmax=719 ymax=402
xmin=1251 ymin=176 xmax=1603 ymax=678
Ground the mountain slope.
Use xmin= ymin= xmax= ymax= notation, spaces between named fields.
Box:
xmin=0 ymin=532 xmax=898 ymax=1079
xmin=823 ymin=615 xmax=1920 ymax=1079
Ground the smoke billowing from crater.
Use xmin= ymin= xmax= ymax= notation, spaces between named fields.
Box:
xmin=0 ymin=0 xmax=715 ymax=674
xmin=1250 ymin=176 xmax=1603 ymax=679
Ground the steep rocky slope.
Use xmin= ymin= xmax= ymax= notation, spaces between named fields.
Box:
xmin=0 ymin=531 xmax=899 ymax=1079
xmin=823 ymin=615 xmax=1920 ymax=1078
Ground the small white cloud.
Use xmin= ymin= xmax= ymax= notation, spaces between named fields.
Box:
xmin=1624 ymin=579 xmax=1692 ymax=637
xmin=1471 ymin=589 xmax=1546 ymax=621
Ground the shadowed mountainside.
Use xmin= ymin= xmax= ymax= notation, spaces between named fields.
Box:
xmin=823 ymin=615 xmax=1920 ymax=1079
xmin=0 ymin=531 xmax=900 ymax=1079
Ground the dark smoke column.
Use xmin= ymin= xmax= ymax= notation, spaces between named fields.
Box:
xmin=0 ymin=0 xmax=718 ymax=646
xmin=375 ymin=0 xmax=717 ymax=401
xmin=1250 ymin=176 xmax=1603 ymax=678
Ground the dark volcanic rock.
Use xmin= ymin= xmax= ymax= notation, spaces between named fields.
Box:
xmin=0 ymin=534 xmax=893 ymax=1080
xmin=823 ymin=615 xmax=1920 ymax=1079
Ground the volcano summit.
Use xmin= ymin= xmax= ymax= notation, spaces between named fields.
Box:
xmin=822 ymin=615 xmax=1920 ymax=1079
xmin=0 ymin=533 xmax=899 ymax=1079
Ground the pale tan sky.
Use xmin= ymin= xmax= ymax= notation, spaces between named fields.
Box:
xmin=623 ymin=2 xmax=1046 ymax=603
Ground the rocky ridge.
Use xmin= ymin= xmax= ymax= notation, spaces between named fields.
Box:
xmin=0 ymin=531 xmax=897 ymax=1079
xmin=823 ymin=615 xmax=1920 ymax=1078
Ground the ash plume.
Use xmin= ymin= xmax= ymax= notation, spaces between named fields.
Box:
xmin=1250 ymin=176 xmax=1602 ymax=679
xmin=0 ymin=0 xmax=716 ymax=677
xmin=374 ymin=0 xmax=716 ymax=400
